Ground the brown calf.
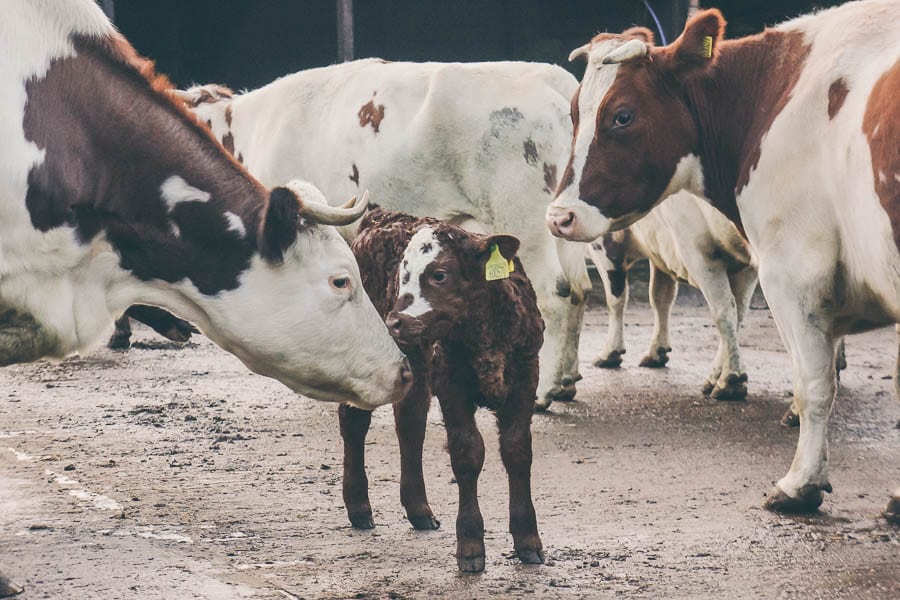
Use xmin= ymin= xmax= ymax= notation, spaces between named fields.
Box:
xmin=341 ymin=207 xmax=545 ymax=572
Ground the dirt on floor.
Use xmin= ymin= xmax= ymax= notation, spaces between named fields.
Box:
xmin=1 ymin=288 xmax=898 ymax=600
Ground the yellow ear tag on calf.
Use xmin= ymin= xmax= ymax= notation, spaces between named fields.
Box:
xmin=485 ymin=244 xmax=511 ymax=281
xmin=702 ymin=36 xmax=713 ymax=58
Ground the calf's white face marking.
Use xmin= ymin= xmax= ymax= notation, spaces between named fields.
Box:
xmin=398 ymin=226 xmax=441 ymax=318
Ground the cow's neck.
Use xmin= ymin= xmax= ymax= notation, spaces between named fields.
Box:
xmin=683 ymin=28 xmax=810 ymax=230
xmin=24 ymin=34 xmax=266 ymax=240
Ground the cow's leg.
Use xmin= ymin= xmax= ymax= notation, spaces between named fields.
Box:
xmin=124 ymin=305 xmax=198 ymax=343
xmin=339 ymin=403 xmax=375 ymax=529
xmin=0 ymin=306 xmax=57 ymax=366
xmin=781 ymin=337 xmax=846 ymax=428
xmin=496 ymin=372 xmax=543 ymax=565
xmin=436 ymin=385 xmax=485 ymax=572
xmin=107 ymin=315 xmax=132 ymax=349
xmin=640 ymin=264 xmax=677 ymax=368
xmin=894 ymin=324 xmax=899 ymax=423
xmin=0 ymin=572 xmax=23 ymax=597
xmin=588 ymin=243 xmax=628 ymax=369
xmin=760 ymin=267 xmax=836 ymax=513
xmin=393 ymin=369 xmax=439 ymax=530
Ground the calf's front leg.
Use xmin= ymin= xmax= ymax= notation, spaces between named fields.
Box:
xmin=339 ymin=404 xmax=375 ymax=529
xmin=437 ymin=386 xmax=486 ymax=572
xmin=640 ymin=263 xmax=676 ymax=368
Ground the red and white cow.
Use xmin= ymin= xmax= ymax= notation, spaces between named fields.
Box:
xmin=175 ymin=60 xmax=591 ymax=408
xmin=587 ymin=190 xmax=757 ymax=399
xmin=547 ymin=3 xmax=900 ymax=518
xmin=0 ymin=4 xmax=411 ymax=410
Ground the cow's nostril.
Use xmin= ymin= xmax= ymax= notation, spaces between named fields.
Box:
xmin=558 ymin=211 xmax=576 ymax=229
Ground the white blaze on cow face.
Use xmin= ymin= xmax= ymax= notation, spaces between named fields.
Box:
xmin=398 ymin=227 xmax=441 ymax=318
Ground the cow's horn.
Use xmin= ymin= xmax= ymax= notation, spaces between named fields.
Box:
xmin=601 ymin=39 xmax=648 ymax=65
xmin=300 ymin=190 xmax=369 ymax=226
xmin=568 ymin=43 xmax=591 ymax=63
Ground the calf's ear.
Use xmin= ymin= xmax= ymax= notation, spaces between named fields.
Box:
xmin=259 ymin=187 xmax=301 ymax=264
xmin=664 ymin=9 xmax=725 ymax=76
xmin=475 ymin=234 xmax=520 ymax=260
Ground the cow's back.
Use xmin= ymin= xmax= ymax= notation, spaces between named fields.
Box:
xmin=229 ymin=59 xmax=577 ymax=231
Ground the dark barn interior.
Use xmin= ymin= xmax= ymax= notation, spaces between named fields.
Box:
xmin=108 ymin=1 xmax=844 ymax=91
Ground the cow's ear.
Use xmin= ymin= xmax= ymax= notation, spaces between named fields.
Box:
xmin=474 ymin=234 xmax=520 ymax=260
xmin=259 ymin=187 xmax=301 ymax=264
xmin=666 ymin=9 xmax=725 ymax=76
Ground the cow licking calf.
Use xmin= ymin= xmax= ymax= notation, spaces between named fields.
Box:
xmin=341 ymin=208 xmax=545 ymax=572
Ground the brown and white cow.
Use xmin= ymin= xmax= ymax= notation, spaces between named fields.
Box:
xmin=548 ymin=3 xmax=900 ymax=518
xmin=1 ymin=1 xmax=412 ymax=406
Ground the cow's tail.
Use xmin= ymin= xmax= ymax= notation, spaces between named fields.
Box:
xmin=555 ymin=237 xmax=592 ymax=304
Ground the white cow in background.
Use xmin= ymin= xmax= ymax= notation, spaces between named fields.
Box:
xmin=177 ymin=60 xmax=591 ymax=408
xmin=588 ymin=190 xmax=757 ymax=399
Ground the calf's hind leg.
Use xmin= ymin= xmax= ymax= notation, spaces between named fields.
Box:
xmin=496 ymin=375 xmax=543 ymax=564
xmin=339 ymin=404 xmax=376 ymax=529
xmin=588 ymin=243 xmax=629 ymax=368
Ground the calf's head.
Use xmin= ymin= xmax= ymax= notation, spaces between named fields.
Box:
xmin=547 ymin=11 xmax=725 ymax=242
xmin=201 ymin=181 xmax=411 ymax=410
xmin=386 ymin=226 xmax=520 ymax=345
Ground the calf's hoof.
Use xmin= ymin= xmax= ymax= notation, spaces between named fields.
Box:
xmin=711 ymin=372 xmax=749 ymax=401
xmin=0 ymin=573 xmax=23 ymax=598
xmin=457 ymin=554 xmax=486 ymax=573
xmin=763 ymin=483 xmax=830 ymax=514
xmin=547 ymin=383 xmax=577 ymax=403
xmin=516 ymin=547 xmax=545 ymax=565
xmin=161 ymin=323 xmax=196 ymax=343
xmin=884 ymin=493 xmax=900 ymax=525
xmin=348 ymin=511 xmax=375 ymax=530
xmin=780 ymin=408 xmax=800 ymax=428
xmin=408 ymin=514 xmax=441 ymax=530
xmin=593 ymin=350 xmax=624 ymax=369
xmin=639 ymin=348 xmax=670 ymax=368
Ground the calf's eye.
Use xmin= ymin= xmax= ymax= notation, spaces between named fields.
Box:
xmin=432 ymin=270 xmax=447 ymax=283
xmin=613 ymin=109 xmax=634 ymax=128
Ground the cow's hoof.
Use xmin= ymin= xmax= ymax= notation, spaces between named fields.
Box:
xmin=547 ymin=383 xmax=577 ymax=403
xmin=107 ymin=333 xmax=131 ymax=350
xmin=763 ymin=483 xmax=830 ymax=514
xmin=702 ymin=378 xmax=716 ymax=396
xmin=883 ymin=493 xmax=900 ymax=525
xmin=711 ymin=372 xmax=749 ymax=401
xmin=639 ymin=348 xmax=669 ymax=368
xmin=161 ymin=325 xmax=193 ymax=343
xmin=516 ymin=547 xmax=544 ymax=565
xmin=780 ymin=408 xmax=800 ymax=428
xmin=0 ymin=573 xmax=23 ymax=598
xmin=348 ymin=512 xmax=375 ymax=530
xmin=408 ymin=514 xmax=441 ymax=530
xmin=593 ymin=350 xmax=624 ymax=369
xmin=457 ymin=554 xmax=486 ymax=573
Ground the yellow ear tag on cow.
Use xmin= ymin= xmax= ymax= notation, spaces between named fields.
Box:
xmin=508 ymin=259 xmax=515 ymax=273
xmin=702 ymin=36 xmax=713 ymax=58
xmin=485 ymin=244 xmax=510 ymax=281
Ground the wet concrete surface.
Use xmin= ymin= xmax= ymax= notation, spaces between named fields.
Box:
xmin=1 ymin=291 xmax=898 ymax=599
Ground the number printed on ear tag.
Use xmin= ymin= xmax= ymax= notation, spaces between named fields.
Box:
xmin=485 ymin=244 xmax=510 ymax=281
xmin=702 ymin=36 xmax=713 ymax=58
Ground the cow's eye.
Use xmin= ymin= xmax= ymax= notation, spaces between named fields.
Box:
xmin=330 ymin=275 xmax=351 ymax=291
xmin=431 ymin=270 xmax=447 ymax=283
xmin=613 ymin=109 xmax=634 ymax=128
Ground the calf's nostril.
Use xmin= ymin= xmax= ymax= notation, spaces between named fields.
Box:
xmin=386 ymin=315 xmax=403 ymax=335
xmin=558 ymin=211 xmax=575 ymax=229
